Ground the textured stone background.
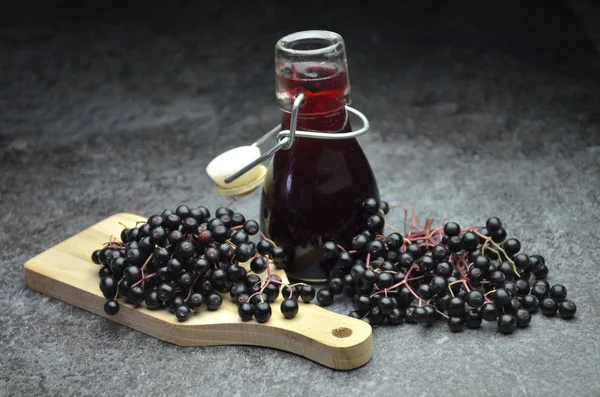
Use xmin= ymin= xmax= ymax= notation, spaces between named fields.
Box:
xmin=1 ymin=0 xmax=599 ymax=396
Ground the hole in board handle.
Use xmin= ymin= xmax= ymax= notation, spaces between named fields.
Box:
xmin=332 ymin=327 xmax=352 ymax=338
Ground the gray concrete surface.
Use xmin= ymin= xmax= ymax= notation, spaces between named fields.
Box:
xmin=1 ymin=1 xmax=599 ymax=396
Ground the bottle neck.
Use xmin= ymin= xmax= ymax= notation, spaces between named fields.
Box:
xmin=281 ymin=108 xmax=349 ymax=133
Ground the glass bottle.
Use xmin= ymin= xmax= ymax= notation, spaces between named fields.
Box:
xmin=260 ymin=30 xmax=380 ymax=282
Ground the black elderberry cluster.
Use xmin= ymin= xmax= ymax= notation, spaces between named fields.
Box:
xmin=318 ymin=198 xmax=577 ymax=333
xmin=92 ymin=205 xmax=313 ymax=323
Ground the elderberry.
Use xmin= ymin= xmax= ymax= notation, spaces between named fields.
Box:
xmin=254 ymin=302 xmax=272 ymax=323
xmin=281 ymin=300 xmax=299 ymax=319
xmin=93 ymin=205 xmax=310 ymax=324
xmin=498 ymin=314 xmax=517 ymax=334
xmin=104 ymin=300 xmax=120 ymax=315
xmin=558 ymin=300 xmax=576 ymax=319
xmin=95 ymin=201 xmax=578 ymax=335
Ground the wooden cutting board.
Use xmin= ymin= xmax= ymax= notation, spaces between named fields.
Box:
xmin=24 ymin=213 xmax=373 ymax=370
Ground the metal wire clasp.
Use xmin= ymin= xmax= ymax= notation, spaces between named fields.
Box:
xmin=223 ymin=93 xmax=371 ymax=184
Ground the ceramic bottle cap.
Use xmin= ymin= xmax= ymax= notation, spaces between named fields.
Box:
xmin=206 ymin=146 xmax=267 ymax=197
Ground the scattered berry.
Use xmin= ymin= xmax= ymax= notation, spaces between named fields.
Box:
xmin=448 ymin=316 xmax=465 ymax=332
xmin=540 ymin=297 xmax=558 ymax=316
xmin=176 ymin=305 xmax=191 ymax=321
xmin=281 ymin=300 xmax=299 ymax=319
xmin=300 ymin=285 xmax=316 ymax=303
xmin=521 ymin=295 xmax=539 ymax=313
xmin=104 ymin=299 xmax=120 ymax=316
xmin=549 ymin=284 xmax=567 ymax=302
xmin=498 ymin=314 xmax=517 ymax=334
xmin=238 ymin=303 xmax=255 ymax=321
xmin=466 ymin=291 xmax=484 ymax=308
xmin=363 ymin=198 xmax=379 ymax=215
xmin=515 ymin=309 xmax=531 ymax=328
xmin=558 ymin=300 xmax=577 ymax=319
xmin=316 ymin=289 xmax=334 ymax=306
xmin=465 ymin=309 xmax=483 ymax=329
xmin=254 ymin=302 xmax=272 ymax=323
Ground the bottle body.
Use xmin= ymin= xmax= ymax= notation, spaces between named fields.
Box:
xmin=260 ymin=114 xmax=379 ymax=282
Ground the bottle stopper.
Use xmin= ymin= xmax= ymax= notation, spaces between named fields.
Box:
xmin=205 ymin=146 xmax=267 ymax=197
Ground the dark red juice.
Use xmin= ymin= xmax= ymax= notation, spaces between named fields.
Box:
xmin=261 ymin=62 xmax=380 ymax=282
xmin=277 ymin=62 xmax=350 ymax=115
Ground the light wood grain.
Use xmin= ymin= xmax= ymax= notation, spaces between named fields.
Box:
xmin=24 ymin=213 xmax=373 ymax=370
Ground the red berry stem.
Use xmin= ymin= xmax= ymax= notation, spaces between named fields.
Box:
xmin=452 ymin=254 xmax=469 ymax=280
xmin=258 ymin=232 xmax=278 ymax=248
xmin=409 ymin=202 xmax=422 ymax=234
xmin=449 ymin=279 xmax=471 ymax=292
xmin=247 ymin=255 xmax=287 ymax=304
xmin=473 ymin=230 xmax=520 ymax=277
xmin=385 ymin=224 xmax=400 ymax=233
xmin=225 ymin=197 xmax=237 ymax=209
xmin=131 ymin=273 xmax=156 ymax=288
xmin=191 ymin=272 xmax=202 ymax=289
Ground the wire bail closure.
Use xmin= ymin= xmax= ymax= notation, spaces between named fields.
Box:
xmin=223 ymin=93 xmax=371 ymax=184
